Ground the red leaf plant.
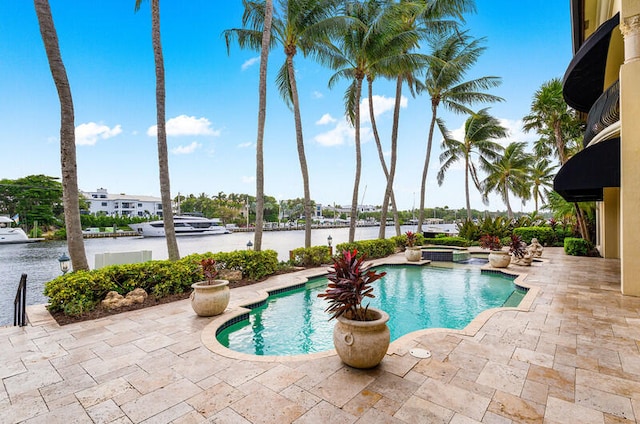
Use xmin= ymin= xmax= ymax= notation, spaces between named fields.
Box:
xmin=318 ymin=249 xmax=386 ymax=321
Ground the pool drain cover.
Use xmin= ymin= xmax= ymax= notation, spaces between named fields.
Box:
xmin=409 ymin=348 xmax=432 ymax=359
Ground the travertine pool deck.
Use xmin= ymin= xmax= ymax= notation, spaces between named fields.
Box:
xmin=2 ymin=248 xmax=637 ymax=423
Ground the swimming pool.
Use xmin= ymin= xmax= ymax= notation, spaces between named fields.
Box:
xmin=216 ymin=265 xmax=526 ymax=356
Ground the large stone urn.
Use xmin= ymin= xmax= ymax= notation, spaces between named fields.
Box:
xmin=333 ymin=307 xmax=390 ymax=369
xmin=488 ymin=250 xmax=511 ymax=268
xmin=405 ymin=247 xmax=422 ymax=262
xmin=190 ymin=280 xmax=230 ymax=317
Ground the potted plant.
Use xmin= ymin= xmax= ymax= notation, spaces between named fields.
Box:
xmin=190 ymin=258 xmax=230 ymax=317
xmin=318 ymin=249 xmax=389 ymax=368
xmin=509 ymin=234 xmax=532 ymax=266
xmin=480 ymin=234 xmax=510 ymax=268
xmin=404 ymin=231 xmax=422 ymax=262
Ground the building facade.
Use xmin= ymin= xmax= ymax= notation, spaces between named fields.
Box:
xmin=555 ymin=0 xmax=640 ymax=294
xmin=81 ymin=188 xmax=164 ymax=218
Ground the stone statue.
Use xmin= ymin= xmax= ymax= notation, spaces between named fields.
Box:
xmin=528 ymin=238 xmax=544 ymax=258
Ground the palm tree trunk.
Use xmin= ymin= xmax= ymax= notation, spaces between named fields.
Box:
xmin=371 ymin=78 xmax=400 ymax=239
xmin=34 ymin=0 xmax=88 ymax=271
xmin=465 ymin=156 xmax=472 ymax=220
xmin=253 ymin=0 xmax=273 ymax=252
xmin=151 ymin=0 xmax=179 ymax=261
xmin=286 ymin=54 xmax=312 ymax=248
xmin=348 ymin=77 xmax=364 ymax=243
xmin=418 ymin=102 xmax=439 ymax=232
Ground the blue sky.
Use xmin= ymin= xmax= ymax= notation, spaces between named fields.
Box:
xmin=0 ymin=1 xmax=572 ymax=213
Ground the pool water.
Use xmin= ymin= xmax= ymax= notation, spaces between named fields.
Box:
xmin=217 ymin=266 xmax=525 ymax=356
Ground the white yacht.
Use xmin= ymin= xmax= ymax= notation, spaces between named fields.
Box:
xmin=128 ymin=215 xmax=230 ymax=237
xmin=0 ymin=216 xmax=31 ymax=244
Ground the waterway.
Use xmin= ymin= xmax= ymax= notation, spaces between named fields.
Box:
xmin=0 ymin=224 xmax=457 ymax=327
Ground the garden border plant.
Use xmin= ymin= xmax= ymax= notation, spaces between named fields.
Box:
xmin=44 ymin=249 xmax=279 ymax=318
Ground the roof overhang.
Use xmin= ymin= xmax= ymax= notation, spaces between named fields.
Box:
xmin=562 ymin=12 xmax=620 ymax=113
xmin=553 ymin=137 xmax=620 ymax=202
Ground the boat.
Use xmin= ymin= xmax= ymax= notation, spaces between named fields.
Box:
xmin=0 ymin=216 xmax=37 ymax=244
xmin=128 ymin=215 xmax=230 ymax=237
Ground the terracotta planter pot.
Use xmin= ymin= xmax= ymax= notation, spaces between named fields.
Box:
xmin=405 ymin=247 xmax=422 ymax=262
xmin=333 ymin=307 xmax=390 ymax=369
xmin=190 ymin=280 xmax=230 ymax=317
xmin=488 ymin=250 xmax=511 ymax=268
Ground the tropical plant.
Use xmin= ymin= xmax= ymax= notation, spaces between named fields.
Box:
xmin=200 ymin=258 xmax=219 ymax=283
xmin=416 ymin=30 xmax=503 ymax=232
xmin=135 ymin=0 xmax=180 ymax=261
xmin=508 ymin=234 xmax=527 ymax=259
xmin=224 ymin=0 xmax=343 ymax=248
xmin=482 ymin=141 xmax=532 ymax=219
xmin=253 ymin=0 xmax=273 ymax=251
xmin=529 ymin=158 xmax=557 ymax=212
xmin=34 ymin=0 xmax=89 ymax=270
xmin=405 ymin=231 xmax=416 ymax=247
xmin=318 ymin=249 xmax=386 ymax=321
xmin=437 ymin=108 xmax=507 ymax=220
xmin=479 ymin=234 xmax=502 ymax=251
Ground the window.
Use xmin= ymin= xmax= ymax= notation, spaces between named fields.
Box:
xmin=101 ymin=202 xmax=107 ymax=207
xmin=138 ymin=203 xmax=142 ymax=207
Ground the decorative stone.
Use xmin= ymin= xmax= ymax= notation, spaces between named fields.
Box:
xmin=528 ymin=238 xmax=543 ymax=257
xmin=512 ymin=245 xmax=533 ymax=266
xmin=101 ymin=288 xmax=148 ymax=309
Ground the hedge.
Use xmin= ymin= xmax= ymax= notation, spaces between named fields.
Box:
xmin=389 ymin=233 xmax=426 ymax=250
xmin=422 ymin=236 xmax=470 ymax=247
xmin=290 ymin=245 xmax=332 ymax=267
xmin=44 ymin=249 xmax=279 ymax=317
xmin=564 ymin=237 xmax=590 ymax=256
xmin=513 ymin=226 xmax=555 ymax=245
xmin=335 ymin=239 xmax=395 ymax=259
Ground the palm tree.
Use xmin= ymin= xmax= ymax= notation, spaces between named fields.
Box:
xmin=253 ymin=0 xmax=273 ymax=251
xmin=482 ymin=141 xmax=532 ymax=219
xmin=529 ymin=157 xmax=557 ymax=212
xmin=377 ymin=0 xmax=476 ymax=238
xmin=523 ymin=78 xmax=588 ymax=239
xmin=522 ymin=78 xmax=582 ymax=165
xmin=224 ymin=0 xmax=342 ymax=248
xmin=415 ymin=31 xmax=502 ymax=232
xmin=135 ymin=0 xmax=179 ymax=260
xmin=437 ymin=108 xmax=506 ymax=220
xmin=34 ymin=0 xmax=89 ymax=271
xmin=324 ymin=0 xmax=414 ymax=242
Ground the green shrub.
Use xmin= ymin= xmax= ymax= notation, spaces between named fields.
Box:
xmin=564 ymin=237 xmax=590 ymax=256
xmin=423 ymin=236 xmax=470 ymax=247
xmin=45 ymin=249 xmax=279 ymax=317
xmin=389 ymin=233 xmax=425 ymax=250
xmin=457 ymin=219 xmax=481 ymax=241
xmin=290 ymin=246 xmax=332 ymax=267
xmin=335 ymin=239 xmax=395 ymax=259
xmin=513 ymin=226 xmax=554 ymax=245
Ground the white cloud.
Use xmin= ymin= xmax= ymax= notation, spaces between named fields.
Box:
xmin=314 ymin=119 xmax=373 ymax=147
xmin=237 ymin=142 xmax=254 ymax=148
xmin=241 ymin=57 xmax=259 ymax=71
xmin=312 ymin=91 xmax=324 ymax=99
xmin=497 ymin=118 xmax=537 ymax=146
xmin=360 ymin=95 xmax=408 ymax=123
xmin=171 ymin=141 xmax=201 ymax=155
xmin=147 ymin=115 xmax=220 ymax=137
xmin=315 ymin=113 xmax=337 ymax=125
xmin=242 ymin=175 xmax=256 ymax=184
xmin=75 ymin=122 xmax=122 ymax=146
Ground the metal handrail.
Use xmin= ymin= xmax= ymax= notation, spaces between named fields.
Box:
xmin=13 ymin=274 xmax=27 ymax=327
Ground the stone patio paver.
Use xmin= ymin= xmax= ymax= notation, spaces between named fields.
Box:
xmin=2 ymin=248 xmax=639 ymax=423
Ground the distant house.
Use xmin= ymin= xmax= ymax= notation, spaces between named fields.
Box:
xmin=81 ymin=188 xmax=164 ymax=218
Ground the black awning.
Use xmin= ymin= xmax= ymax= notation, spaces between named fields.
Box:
xmin=562 ymin=12 xmax=619 ymax=113
xmin=554 ymin=137 xmax=620 ymax=202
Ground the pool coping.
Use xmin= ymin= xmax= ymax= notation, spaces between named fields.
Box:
xmin=201 ymin=254 xmax=541 ymax=363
